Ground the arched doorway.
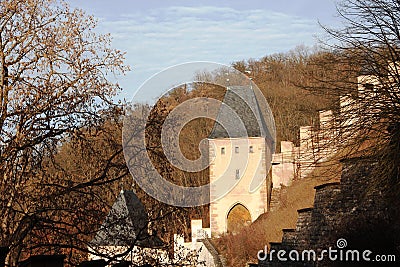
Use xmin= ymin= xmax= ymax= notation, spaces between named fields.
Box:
xmin=226 ymin=203 xmax=251 ymax=234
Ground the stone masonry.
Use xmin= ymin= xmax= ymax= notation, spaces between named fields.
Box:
xmin=258 ymin=157 xmax=400 ymax=267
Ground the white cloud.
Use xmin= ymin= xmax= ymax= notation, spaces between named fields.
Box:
xmin=97 ymin=5 xmax=324 ymax=99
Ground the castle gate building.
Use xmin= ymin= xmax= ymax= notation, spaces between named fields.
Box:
xmin=208 ymin=86 xmax=275 ymax=235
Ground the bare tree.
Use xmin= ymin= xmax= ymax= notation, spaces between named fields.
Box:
xmin=305 ymin=0 xmax=400 ymax=193
xmin=0 ymin=0 xmax=132 ymax=264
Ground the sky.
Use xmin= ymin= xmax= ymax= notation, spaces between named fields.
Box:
xmin=66 ymin=0 xmax=341 ymax=102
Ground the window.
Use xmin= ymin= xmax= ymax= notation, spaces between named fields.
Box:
xmin=235 ymin=146 xmax=239 ymax=153
xmin=364 ymin=83 xmax=374 ymax=91
xmin=221 ymin=147 xmax=225 ymax=155
xmin=249 ymin=146 xmax=254 ymax=153
xmin=235 ymin=169 xmax=240 ymax=179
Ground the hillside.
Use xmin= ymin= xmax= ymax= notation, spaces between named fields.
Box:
xmin=137 ymin=47 xmax=340 ymax=244
xmin=46 ymin=47 xmax=340 ymax=262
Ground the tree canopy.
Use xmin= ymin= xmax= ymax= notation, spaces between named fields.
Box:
xmin=0 ymin=0 xmax=129 ymax=264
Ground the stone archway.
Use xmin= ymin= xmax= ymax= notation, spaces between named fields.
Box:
xmin=226 ymin=203 xmax=251 ymax=234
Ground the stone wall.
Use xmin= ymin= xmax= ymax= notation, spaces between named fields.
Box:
xmin=271 ymin=110 xmax=336 ymax=189
xmin=258 ymin=157 xmax=400 ymax=267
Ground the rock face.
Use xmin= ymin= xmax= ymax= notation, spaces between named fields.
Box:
xmin=258 ymin=157 xmax=400 ymax=267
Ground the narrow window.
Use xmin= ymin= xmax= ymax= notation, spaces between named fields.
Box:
xmin=235 ymin=169 xmax=240 ymax=179
xmin=249 ymin=146 xmax=254 ymax=153
xmin=235 ymin=146 xmax=239 ymax=154
xmin=221 ymin=147 xmax=225 ymax=155
xmin=364 ymin=83 xmax=374 ymax=91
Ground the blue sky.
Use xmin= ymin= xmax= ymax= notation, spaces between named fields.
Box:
xmin=66 ymin=0 xmax=340 ymax=101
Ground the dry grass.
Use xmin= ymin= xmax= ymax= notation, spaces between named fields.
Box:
xmin=212 ymin=160 xmax=341 ymax=266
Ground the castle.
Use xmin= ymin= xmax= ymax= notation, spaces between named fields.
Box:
xmin=205 ymin=85 xmax=335 ymax=236
xmin=208 ymin=85 xmax=274 ymax=235
xmin=174 ymin=84 xmax=338 ymax=266
xmin=88 ymin=65 xmax=397 ymax=266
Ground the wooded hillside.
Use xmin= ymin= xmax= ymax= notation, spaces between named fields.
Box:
xmin=21 ymin=47 xmax=341 ymax=264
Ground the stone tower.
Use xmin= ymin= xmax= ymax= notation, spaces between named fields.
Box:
xmin=208 ymin=86 xmax=274 ymax=235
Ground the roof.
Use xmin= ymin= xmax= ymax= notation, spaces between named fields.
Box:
xmin=209 ymin=86 xmax=274 ymax=139
xmin=91 ymin=190 xmax=163 ymax=248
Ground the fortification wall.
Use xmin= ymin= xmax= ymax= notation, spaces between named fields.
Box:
xmin=271 ymin=110 xmax=337 ymax=189
xmin=258 ymin=158 xmax=399 ymax=266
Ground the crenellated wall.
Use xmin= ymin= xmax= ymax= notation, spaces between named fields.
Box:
xmin=271 ymin=110 xmax=337 ymax=191
xmin=258 ymin=157 xmax=399 ymax=267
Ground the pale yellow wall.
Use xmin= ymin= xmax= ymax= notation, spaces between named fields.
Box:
xmin=340 ymin=95 xmax=359 ymax=130
xmin=300 ymin=126 xmax=312 ymax=150
xmin=357 ymin=74 xmax=380 ymax=96
xmin=271 ymin=141 xmax=295 ymax=188
xmin=208 ymin=137 xmax=269 ymax=235
xmin=319 ymin=110 xmax=333 ymax=129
